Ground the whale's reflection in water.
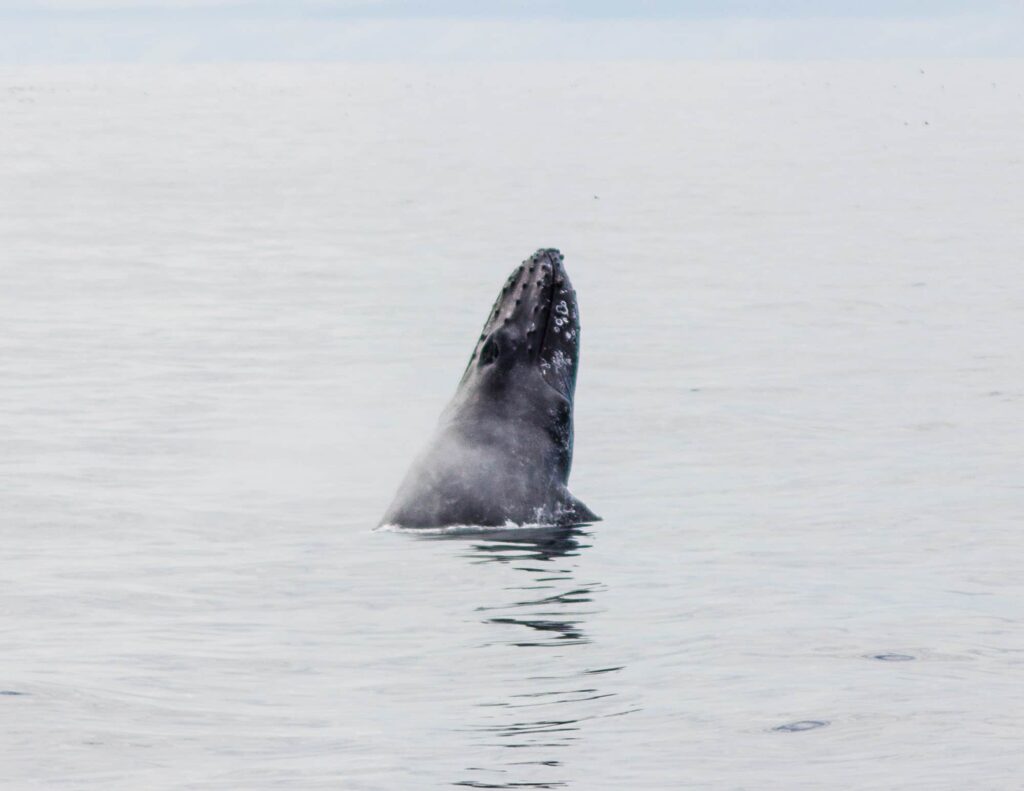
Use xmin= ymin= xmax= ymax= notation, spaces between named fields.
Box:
xmin=415 ymin=526 xmax=631 ymax=790
xmin=468 ymin=526 xmax=596 ymax=651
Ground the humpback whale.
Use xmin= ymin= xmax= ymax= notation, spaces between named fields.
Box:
xmin=380 ymin=248 xmax=598 ymax=529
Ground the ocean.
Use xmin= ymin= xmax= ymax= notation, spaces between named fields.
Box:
xmin=1 ymin=61 xmax=1022 ymax=789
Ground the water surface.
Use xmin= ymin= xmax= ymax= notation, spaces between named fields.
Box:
xmin=1 ymin=62 xmax=1023 ymax=789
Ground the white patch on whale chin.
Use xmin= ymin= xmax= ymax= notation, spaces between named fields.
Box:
xmin=555 ymin=300 xmax=569 ymax=316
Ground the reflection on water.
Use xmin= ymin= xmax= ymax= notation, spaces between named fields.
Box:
xmin=469 ymin=528 xmax=596 ymax=651
xmin=416 ymin=527 xmax=633 ymax=790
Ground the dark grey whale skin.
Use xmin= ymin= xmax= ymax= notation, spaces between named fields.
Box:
xmin=380 ymin=249 xmax=599 ymax=529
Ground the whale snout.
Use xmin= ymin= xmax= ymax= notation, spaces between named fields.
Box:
xmin=461 ymin=248 xmax=581 ymax=402
xmin=497 ymin=248 xmax=561 ymax=338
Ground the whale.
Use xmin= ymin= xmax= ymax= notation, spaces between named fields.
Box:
xmin=380 ymin=248 xmax=598 ymax=529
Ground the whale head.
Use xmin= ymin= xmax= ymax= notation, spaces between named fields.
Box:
xmin=448 ymin=248 xmax=582 ymax=480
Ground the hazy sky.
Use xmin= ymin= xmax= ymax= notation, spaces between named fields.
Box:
xmin=2 ymin=0 xmax=1023 ymax=62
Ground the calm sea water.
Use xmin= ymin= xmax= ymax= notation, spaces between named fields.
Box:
xmin=1 ymin=62 xmax=1023 ymax=789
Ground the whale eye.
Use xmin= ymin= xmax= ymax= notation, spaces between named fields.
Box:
xmin=479 ymin=337 xmax=500 ymax=367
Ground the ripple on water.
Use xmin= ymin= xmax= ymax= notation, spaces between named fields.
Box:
xmin=454 ymin=779 xmax=568 ymax=789
xmin=773 ymin=720 xmax=830 ymax=733
xmin=413 ymin=526 xmax=638 ymax=790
